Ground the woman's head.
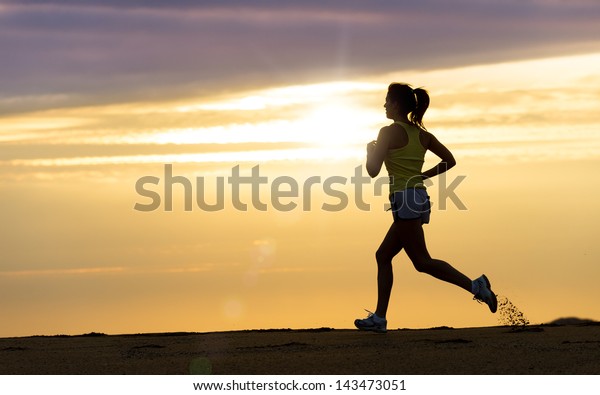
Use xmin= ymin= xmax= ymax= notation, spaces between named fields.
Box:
xmin=385 ymin=83 xmax=430 ymax=129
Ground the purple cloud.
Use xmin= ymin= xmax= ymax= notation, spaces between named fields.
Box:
xmin=1 ymin=0 xmax=599 ymax=114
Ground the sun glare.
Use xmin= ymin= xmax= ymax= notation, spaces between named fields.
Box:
xmin=298 ymin=102 xmax=377 ymax=149
xmin=127 ymin=81 xmax=382 ymax=154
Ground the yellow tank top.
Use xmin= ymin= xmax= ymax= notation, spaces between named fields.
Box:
xmin=384 ymin=121 xmax=427 ymax=194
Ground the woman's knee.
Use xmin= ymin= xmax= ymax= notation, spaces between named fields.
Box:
xmin=411 ymin=257 xmax=432 ymax=273
xmin=375 ymin=248 xmax=392 ymax=266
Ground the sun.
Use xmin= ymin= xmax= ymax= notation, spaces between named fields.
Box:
xmin=297 ymin=101 xmax=379 ymax=157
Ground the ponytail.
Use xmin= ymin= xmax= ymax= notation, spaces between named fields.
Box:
xmin=411 ymin=87 xmax=430 ymax=130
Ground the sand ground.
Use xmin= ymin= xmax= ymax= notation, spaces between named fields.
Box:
xmin=1 ymin=325 xmax=599 ymax=375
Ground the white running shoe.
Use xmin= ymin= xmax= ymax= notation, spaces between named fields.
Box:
xmin=354 ymin=310 xmax=387 ymax=333
xmin=473 ymin=274 xmax=498 ymax=313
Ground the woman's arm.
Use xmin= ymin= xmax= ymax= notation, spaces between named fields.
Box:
xmin=422 ymin=133 xmax=456 ymax=179
xmin=366 ymin=127 xmax=391 ymax=178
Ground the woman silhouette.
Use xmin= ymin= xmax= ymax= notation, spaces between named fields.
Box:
xmin=354 ymin=83 xmax=497 ymax=333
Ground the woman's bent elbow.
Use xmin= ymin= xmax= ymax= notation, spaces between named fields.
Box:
xmin=443 ymin=156 xmax=456 ymax=170
xmin=366 ymin=165 xmax=380 ymax=178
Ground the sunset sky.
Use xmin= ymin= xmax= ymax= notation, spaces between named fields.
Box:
xmin=1 ymin=0 xmax=599 ymax=338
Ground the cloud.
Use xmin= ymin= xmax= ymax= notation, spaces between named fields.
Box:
xmin=1 ymin=0 xmax=599 ymax=115
xmin=0 ymin=267 xmax=126 ymax=277
xmin=0 ymin=264 xmax=222 ymax=277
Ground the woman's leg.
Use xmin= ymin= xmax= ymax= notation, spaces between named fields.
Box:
xmin=396 ymin=219 xmax=472 ymax=293
xmin=374 ymin=223 xmax=404 ymax=318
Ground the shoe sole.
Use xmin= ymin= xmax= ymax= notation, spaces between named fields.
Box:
xmin=354 ymin=320 xmax=387 ymax=334
xmin=482 ymin=274 xmax=498 ymax=313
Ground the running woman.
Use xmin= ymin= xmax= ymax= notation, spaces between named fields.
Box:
xmin=354 ymin=83 xmax=497 ymax=333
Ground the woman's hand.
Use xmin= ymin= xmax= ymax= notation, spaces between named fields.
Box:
xmin=366 ymin=130 xmax=388 ymax=178
xmin=367 ymin=140 xmax=377 ymax=154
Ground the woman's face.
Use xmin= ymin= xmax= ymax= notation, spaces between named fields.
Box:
xmin=384 ymin=94 xmax=399 ymax=119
